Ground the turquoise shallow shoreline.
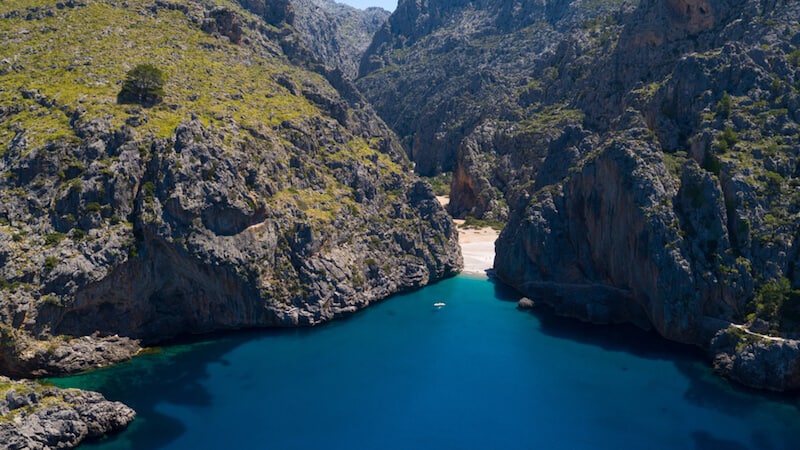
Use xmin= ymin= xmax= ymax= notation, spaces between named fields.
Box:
xmin=50 ymin=275 xmax=800 ymax=449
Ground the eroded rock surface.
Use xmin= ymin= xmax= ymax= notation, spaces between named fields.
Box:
xmin=291 ymin=0 xmax=390 ymax=79
xmin=0 ymin=377 xmax=135 ymax=449
xmin=359 ymin=0 xmax=800 ymax=390
xmin=0 ymin=0 xmax=461 ymax=378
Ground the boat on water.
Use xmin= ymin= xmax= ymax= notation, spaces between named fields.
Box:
xmin=433 ymin=302 xmax=446 ymax=308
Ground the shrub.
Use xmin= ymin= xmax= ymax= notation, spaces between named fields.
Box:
xmin=44 ymin=256 xmax=58 ymax=272
xmin=716 ymin=92 xmax=732 ymax=119
xmin=71 ymin=228 xmax=87 ymax=241
xmin=85 ymin=202 xmax=102 ymax=213
xmin=426 ymin=172 xmax=452 ymax=197
xmin=118 ymin=64 xmax=166 ymax=106
xmin=789 ymin=48 xmax=800 ymax=67
xmin=702 ymin=150 xmax=722 ymax=176
xmin=714 ymin=126 xmax=738 ymax=153
xmin=462 ymin=216 xmax=505 ymax=231
xmin=44 ymin=232 xmax=66 ymax=247
xmin=142 ymin=181 xmax=156 ymax=201
xmin=748 ymin=277 xmax=800 ymax=330
xmin=42 ymin=294 xmax=63 ymax=307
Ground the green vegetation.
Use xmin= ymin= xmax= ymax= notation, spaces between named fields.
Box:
xmin=0 ymin=0 xmax=327 ymax=150
xmin=424 ymin=172 xmax=452 ymax=197
xmin=716 ymin=92 xmax=732 ymax=119
xmin=790 ymin=49 xmax=800 ymax=67
xmin=42 ymin=294 xmax=63 ymax=307
xmin=118 ymin=64 xmax=166 ymax=106
xmin=71 ymin=228 xmax=88 ymax=241
xmin=702 ymin=150 xmax=722 ymax=176
xmin=0 ymin=378 xmax=73 ymax=424
xmin=44 ymin=256 xmax=58 ymax=272
xmin=725 ymin=325 xmax=765 ymax=353
xmin=461 ymin=216 xmax=505 ymax=231
xmin=519 ymin=104 xmax=584 ymax=133
xmin=142 ymin=181 xmax=156 ymax=201
xmin=746 ymin=277 xmax=800 ymax=333
xmin=270 ymin=186 xmax=351 ymax=224
xmin=714 ymin=126 xmax=739 ymax=152
xmin=43 ymin=232 xmax=66 ymax=247
xmin=0 ymin=277 xmax=22 ymax=291
xmin=85 ymin=202 xmax=102 ymax=213
xmin=662 ymin=152 xmax=688 ymax=179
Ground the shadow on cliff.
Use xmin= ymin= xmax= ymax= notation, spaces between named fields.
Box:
xmin=489 ymin=276 xmax=800 ymax=442
xmin=489 ymin=276 xmax=701 ymax=361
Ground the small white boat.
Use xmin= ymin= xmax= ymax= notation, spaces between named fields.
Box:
xmin=433 ymin=302 xmax=446 ymax=308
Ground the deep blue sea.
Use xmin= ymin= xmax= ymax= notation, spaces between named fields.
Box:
xmin=50 ymin=275 xmax=800 ymax=450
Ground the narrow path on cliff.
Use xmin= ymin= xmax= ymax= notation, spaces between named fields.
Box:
xmin=730 ymin=323 xmax=790 ymax=343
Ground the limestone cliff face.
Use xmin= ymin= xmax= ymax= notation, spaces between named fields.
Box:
xmin=495 ymin=119 xmax=744 ymax=345
xmin=239 ymin=0 xmax=296 ymax=25
xmin=0 ymin=0 xmax=461 ymax=377
xmin=494 ymin=0 xmax=800 ymax=390
xmin=357 ymin=0 xmax=629 ymax=213
xmin=291 ymin=0 xmax=390 ymax=79
xmin=360 ymin=0 xmax=800 ymax=390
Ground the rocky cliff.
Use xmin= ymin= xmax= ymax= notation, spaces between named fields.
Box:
xmin=0 ymin=0 xmax=461 ymax=381
xmin=357 ymin=0 xmax=629 ymax=220
xmin=359 ymin=0 xmax=800 ymax=390
xmin=292 ymin=0 xmax=390 ymax=79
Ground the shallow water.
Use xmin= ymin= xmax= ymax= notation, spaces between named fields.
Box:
xmin=50 ymin=275 xmax=800 ymax=450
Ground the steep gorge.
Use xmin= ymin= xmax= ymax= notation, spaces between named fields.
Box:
xmin=358 ymin=0 xmax=800 ymax=391
xmin=292 ymin=0 xmax=390 ymax=79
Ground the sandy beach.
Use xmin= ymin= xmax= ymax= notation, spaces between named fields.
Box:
xmin=437 ymin=196 xmax=500 ymax=276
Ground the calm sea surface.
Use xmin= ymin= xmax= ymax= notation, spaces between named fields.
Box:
xmin=50 ymin=275 xmax=800 ymax=449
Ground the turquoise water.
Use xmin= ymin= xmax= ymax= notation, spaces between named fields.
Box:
xmin=51 ymin=275 xmax=800 ymax=449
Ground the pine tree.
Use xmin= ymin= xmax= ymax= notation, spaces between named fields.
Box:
xmin=118 ymin=64 xmax=166 ymax=106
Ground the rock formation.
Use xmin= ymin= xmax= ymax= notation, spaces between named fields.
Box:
xmin=359 ymin=0 xmax=800 ymax=390
xmin=291 ymin=0 xmax=390 ymax=79
xmin=0 ymin=376 xmax=135 ymax=449
xmin=0 ymin=0 xmax=461 ymax=381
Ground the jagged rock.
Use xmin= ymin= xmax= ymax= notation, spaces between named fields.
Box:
xmin=359 ymin=0 xmax=800 ymax=390
xmin=0 ymin=330 xmax=141 ymax=378
xmin=0 ymin=377 xmax=135 ymax=449
xmin=202 ymin=7 xmax=243 ymax=44
xmin=711 ymin=327 xmax=800 ymax=391
xmin=356 ymin=0 xmax=630 ymax=221
xmin=239 ymin=0 xmax=295 ymax=25
xmin=0 ymin=0 xmax=461 ymax=378
xmin=291 ymin=0 xmax=390 ymax=79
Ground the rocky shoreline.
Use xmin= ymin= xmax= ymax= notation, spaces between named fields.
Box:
xmin=0 ymin=0 xmax=461 ymax=379
xmin=0 ymin=376 xmax=135 ymax=449
xmin=357 ymin=0 xmax=800 ymax=391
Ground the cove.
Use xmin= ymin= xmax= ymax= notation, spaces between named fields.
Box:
xmin=49 ymin=275 xmax=800 ymax=450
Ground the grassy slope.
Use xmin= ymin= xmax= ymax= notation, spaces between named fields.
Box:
xmin=0 ymin=0 xmax=404 ymax=222
xmin=2 ymin=0 xmax=344 ymax=148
